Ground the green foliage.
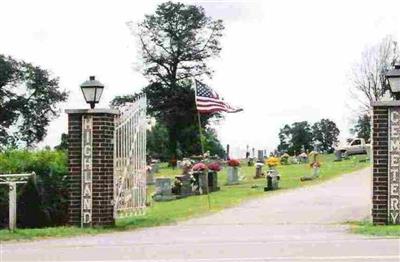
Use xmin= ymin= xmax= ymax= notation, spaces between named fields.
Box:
xmin=203 ymin=128 xmax=226 ymax=158
xmin=0 ymin=55 xmax=68 ymax=150
xmin=135 ymin=1 xmax=224 ymax=86
xmin=146 ymin=122 xmax=225 ymax=161
xmin=350 ymin=114 xmax=371 ymax=143
xmin=312 ymin=119 xmax=340 ymax=153
xmin=278 ymin=119 xmax=341 ymax=154
xmin=349 ymin=221 xmax=400 ymax=237
xmin=110 ymin=94 xmax=141 ymax=108
xmin=54 ymin=133 xmax=68 ymax=151
xmin=0 ymin=150 xmax=68 ymax=228
xmin=277 ymin=124 xmax=291 ymax=153
xmin=278 ymin=121 xmax=313 ymax=155
xmin=124 ymin=1 xmax=225 ymax=161
xmin=147 ymin=122 xmax=169 ymax=161
xmin=280 ymin=153 xmax=290 ymax=165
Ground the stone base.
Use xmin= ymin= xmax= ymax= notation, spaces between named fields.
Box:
xmin=254 ymin=166 xmax=264 ymax=179
xmin=146 ymin=170 xmax=155 ymax=185
xmin=227 ymin=167 xmax=239 ymax=185
xmin=264 ymin=169 xmax=280 ymax=191
xmin=152 ymin=194 xmax=177 ymax=202
xmin=174 ymin=175 xmax=193 ymax=196
xmin=192 ymin=171 xmax=208 ymax=194
xmin=208 ymin=171 xmax=219 ymax=192
xmin=300 ymin=167 xmax=320 ymax=181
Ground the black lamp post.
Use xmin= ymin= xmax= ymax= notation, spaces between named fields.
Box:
xmin=386 ymin=63 xmax=400 ymax=100
xmin=80 ymin=76 xmax=104 ymax=109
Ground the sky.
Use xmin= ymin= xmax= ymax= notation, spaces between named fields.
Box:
xmin=1 ymin=0 xmax=400 ymax=157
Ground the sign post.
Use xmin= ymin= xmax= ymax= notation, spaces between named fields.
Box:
xmin=0 ymin=173 xmax=35 ymax=231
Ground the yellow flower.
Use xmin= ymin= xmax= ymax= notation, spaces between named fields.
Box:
xmin=266 ymin=157 xmax=279 ymax=167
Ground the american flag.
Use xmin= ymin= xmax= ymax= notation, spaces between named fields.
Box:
xmin=195 ymin=80 xmax=243 ymax=114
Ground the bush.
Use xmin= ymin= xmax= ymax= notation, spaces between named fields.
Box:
xmin=280 ymin=153 xmax=290 ymax=165
xmin=0 ymin=150 xmax=68 ymax=228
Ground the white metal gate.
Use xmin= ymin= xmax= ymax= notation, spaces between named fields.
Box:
xmin=114 ymin=95 xmax=147 ymax=218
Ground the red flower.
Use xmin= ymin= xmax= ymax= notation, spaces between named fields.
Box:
xmin=208 ymin=162 xmax=221 ymax=172
xmin=192 ymin=162 xmax=207 ymax=171
xmin=228 ymin=159 xmax=240 ymax=167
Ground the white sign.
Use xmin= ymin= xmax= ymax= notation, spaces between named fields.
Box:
xmin=388 ymin=108 xmax=400 ymax=224
xmin=82 ymin=115 xmax=93 ymax=227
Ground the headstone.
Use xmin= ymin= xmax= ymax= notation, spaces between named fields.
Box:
xmin=227 ymin=166 xmax=239 ymax=185
xmin=264 ymin=169 xmax=280 ymax=191
xmin=146 ymin=166 xmax=155 ymax=185
xmin=301 ymin=152 xmax=320 ymax=181
xmin=254 ymin=164 xmax=264 ymax=179
xmin=153 ymin=178 xmax=176 ymax=201
xmin=192 ymin=171 xmax=208 ymax=194
xmin=334 ymin=150 xmax=342 ymax=161
xmin=152 ymin=162 xmax=160 ymax=173
xmin=208 ymin=171 xmax=219 ymax=192
xmin=155 ymin=178 xmax=171 ymax=195
xmin=175 ymin=175 xmax=193 ymax=196
xmin=257 ymin=150 xmax=264 ymax=162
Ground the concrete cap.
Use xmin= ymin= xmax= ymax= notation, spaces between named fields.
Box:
xmin=65 ymin=108 xmax=120 ymax=115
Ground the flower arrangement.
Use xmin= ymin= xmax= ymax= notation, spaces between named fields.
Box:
xmin=208 ymin=162 xmax=221 ymax=172
xmin=310 ymin=161 xmax=321 ymax=168
xmin=181 ymin=159 xmax=192 ymax=168
xmin=192 ymin=162 xmax=207 ymax=171
xmin=227 ymin=159 xmax=241 ymax=167
xmin=308 ymin=151 xmax=321 ymax=168
xmin=266 ymin=157 xmax=279 ymax=168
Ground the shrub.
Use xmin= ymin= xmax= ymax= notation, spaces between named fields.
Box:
xmin=0 ymin=149 xmax=68 ymax=228
xmin=280 ymin=153 xmax=290 ymax=165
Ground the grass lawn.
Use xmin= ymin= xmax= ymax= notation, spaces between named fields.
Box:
xmin=348 ymin=220 xmax=400 ymax=237
xmin=0 ymin=154 xmax=370 ymax=241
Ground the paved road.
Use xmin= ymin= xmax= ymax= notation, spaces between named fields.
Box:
xmin=2 ymin=168 xmax=399 ymax=262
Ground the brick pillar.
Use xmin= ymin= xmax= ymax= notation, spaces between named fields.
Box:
xmin=66 ymin=109 xmax=119 ymax=227
xmin=372 ymin=101 xmax=400 ymax=225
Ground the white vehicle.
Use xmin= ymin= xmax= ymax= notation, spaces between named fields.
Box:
xmin=335 ymin=138 xmax=371 ymax=156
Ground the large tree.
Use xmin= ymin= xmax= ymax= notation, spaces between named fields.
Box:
xmin=128 ymin=1 xmax=225 ymax=161
xmin=350 ymin=35 xmax=400 ymax=112
xmin=290 ymin=121 xmax=313 ymax=154
xmin=277 ymin=124 xmax=291 ymax=153
xmin=133 ymin=1 xmax=224 ymax=87
xmin=350 ymin=114 xmax=371 ymax=143
xmin=312 ymin=119 xmax=340 ymax=153
xmin=0 ymin=55 xmax=67 ymax=150
xmin=277 ymin=121 xmax=313 ymax=155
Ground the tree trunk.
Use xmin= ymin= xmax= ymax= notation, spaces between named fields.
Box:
xmin=168 ymin=126 xmax=178 ymax=168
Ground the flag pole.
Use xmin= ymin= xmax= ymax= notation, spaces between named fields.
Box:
xmin=194 ymin=79 xmax=211 ymax=209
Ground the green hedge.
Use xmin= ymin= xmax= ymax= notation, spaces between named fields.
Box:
xmin=0 ymin=150 xmax=68 ymax=228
